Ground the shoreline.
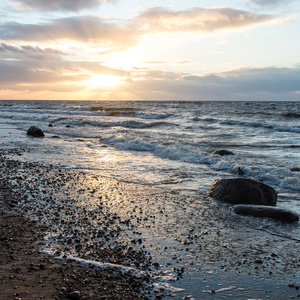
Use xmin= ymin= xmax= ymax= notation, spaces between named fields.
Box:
xmin=0 ymin=212 xmax=151 ymax=300
xmin=1 ymin=149 xmax=300 ymax=299
xmin=0 ymin=150 xmax=153 ymax=300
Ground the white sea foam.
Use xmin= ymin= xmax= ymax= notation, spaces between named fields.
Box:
xmin=59 ymin=255 xmax=146 ymax=277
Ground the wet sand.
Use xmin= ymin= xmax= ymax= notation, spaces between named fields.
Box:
xmin=1 ymin=149 xmax=300 ymax=299
xmin=0 ymin=213 xmax=150 ymax=300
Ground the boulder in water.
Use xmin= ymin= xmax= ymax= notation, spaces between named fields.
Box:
xmin=208 ymin=178 xmax=277 ymax=206
xmin=233 ymin=204 xmax=299 ymax=222
xmin=213 ymin=149 xmax=235 ymax=156
xmin=27 ymin=126 xmax=44 ymax=137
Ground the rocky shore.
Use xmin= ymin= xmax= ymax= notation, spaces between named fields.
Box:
xmin=0 ymin=149 xmax=153 ymax=300
xmin=0 ymin=212 xmax=149 ymax=300
xmin=1 ymin=148 xmax=300 ymax=299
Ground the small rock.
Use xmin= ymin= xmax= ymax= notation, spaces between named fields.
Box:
xmin=213 ymin=149 xmax=235 ymax=156
xmin=233 ymin=205 xmax=299 ymax=222
xmin=254 ymin=259 xmax=263 ymax=264
xmin=27 ymin=126 xmax=44 ymax=137
xmin=233 ymin=166 xmax=245 ymax=175
xmin=68 ymin=291 xmax=81 ymax=300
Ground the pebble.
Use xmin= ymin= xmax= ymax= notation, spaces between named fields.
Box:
xmin=68 ymin=291 xmax=81 ymax=300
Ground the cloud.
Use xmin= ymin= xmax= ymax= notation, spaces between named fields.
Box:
xmin=2 ymin=63 xmax=300 ymax=100
xmin=142 ymin=61 xmax=166 ymax=64
xmin=0 ymin=6 xmax=282 ymax=66
xmin=248 ymin=0 xmax=290 ymax=6
xmin=0 ymin=7 xmax=278 ymax=45
xmin=0 ymin=16 xmax=140 ymax=51
xmin=121 ymin=66 xmax=300 ymax=101
xmin=0 ymin=43 xmax=66 ymax=58
xmin=134 ymin=7 xmax=276 ymax=33
xmin=13 ymin=0 xmax=116 ymax=11
xmin=0 ymin=42 xmax=128 ymax=91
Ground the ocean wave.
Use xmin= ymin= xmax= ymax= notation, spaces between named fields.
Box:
xmin=282 ymin=112 xmax=300 ymax=118
xmin=220 ymin=119 xmax=300 ymax=133
xmin=91 ymin=106 xmax=135 ymax=112
xmin=104 ymin=136 xmax=210 ymax=164
xmin=136 ymin=113 xmax=173 ymax=120
xmin=105 ymin=111 xmax=136 ymax=117
xmin=79 ymin=120 xmax=178 ymax=129
xmin=192 ymin=116 xmax=217 ymax=123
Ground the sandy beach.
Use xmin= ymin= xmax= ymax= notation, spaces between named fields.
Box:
xmin=1 ymin=148 xmax=300 ymax=299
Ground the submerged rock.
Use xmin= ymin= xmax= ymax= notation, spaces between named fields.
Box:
xmin=233 ymin=205 xmax=299 ymax=222
xmin=233 ymin=166 xmax=245 ymax=176
xmin=213 ymin=150 xmax=235 ymax=156
xmin=208 ymin=178 xmax=277 ymax=206
xmin=27 ymin=126 xmax=44 ymax=137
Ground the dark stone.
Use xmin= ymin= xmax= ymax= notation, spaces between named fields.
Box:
xmin=233 ymin=166 xmax=245 ymax=175
xmin=48 ymin=123 xmax=54 ymax=127
xmin=208 ymin=178 xmax=277 ymax=206
xmin=213 ymin=150 xmax=235 ymax=156
xmin=26 ymin=126 xmax=44 ymax=137
xmin=68 ymin=291 xmax=81 ymax=300
xmin=233 ymin=205 xmax=299 ymax=222
xmin=291 ymin=167 xmax=300 ymax=172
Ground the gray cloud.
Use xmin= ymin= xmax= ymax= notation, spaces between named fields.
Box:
xmin=0 ymin=42 xmax=128 ymax=90
xmin=0 ymin=16 xmax=140 ymax=51
xmin=0 ymin=43 xmax=66 ymax=58
xmin=14 ymin=0 xmax=116 ymax=11
xmin=249 ymin=0 xmax=290 ymax=6
xmin=134 ymin=7 xmax=275 ymax=33
xmin=0 ymin=7 xmax=278 ymax=46
xmin=123 ymin=66 xmax=300 ymax=101
xmin=1 ymin=58 xmax=300 ymax=100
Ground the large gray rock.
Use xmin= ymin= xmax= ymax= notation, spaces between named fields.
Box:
xmin=208 ymin=178 xmax=277 ymax=206
xmin=233 ymin=205 xmax=299 ymax=222
xmin=27 ymin=126 xmax=44 ymax=137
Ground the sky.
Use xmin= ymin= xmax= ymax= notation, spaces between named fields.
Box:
xmin=0 ymin=0 xmax=300 ymax=101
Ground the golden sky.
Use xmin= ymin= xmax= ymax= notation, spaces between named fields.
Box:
xmin=1 ymin=0 xmax=300 ymax=100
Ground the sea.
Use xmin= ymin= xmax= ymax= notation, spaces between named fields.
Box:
xmin=0 ymin=100 xmax=300 ymax=299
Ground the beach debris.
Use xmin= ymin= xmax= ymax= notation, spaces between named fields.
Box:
xmin=208 ymin=178 xmax=277 ymax=205
xmin=213 ymin=149 xmax=235 ymax=156
xmin=233 ymin=205 xmax=299 ymax=222
xmin=26 ymin=126 xmax=44 ymax=137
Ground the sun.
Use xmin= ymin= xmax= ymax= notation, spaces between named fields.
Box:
xmin=84 ymin=74 xmax=122 ymax=89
